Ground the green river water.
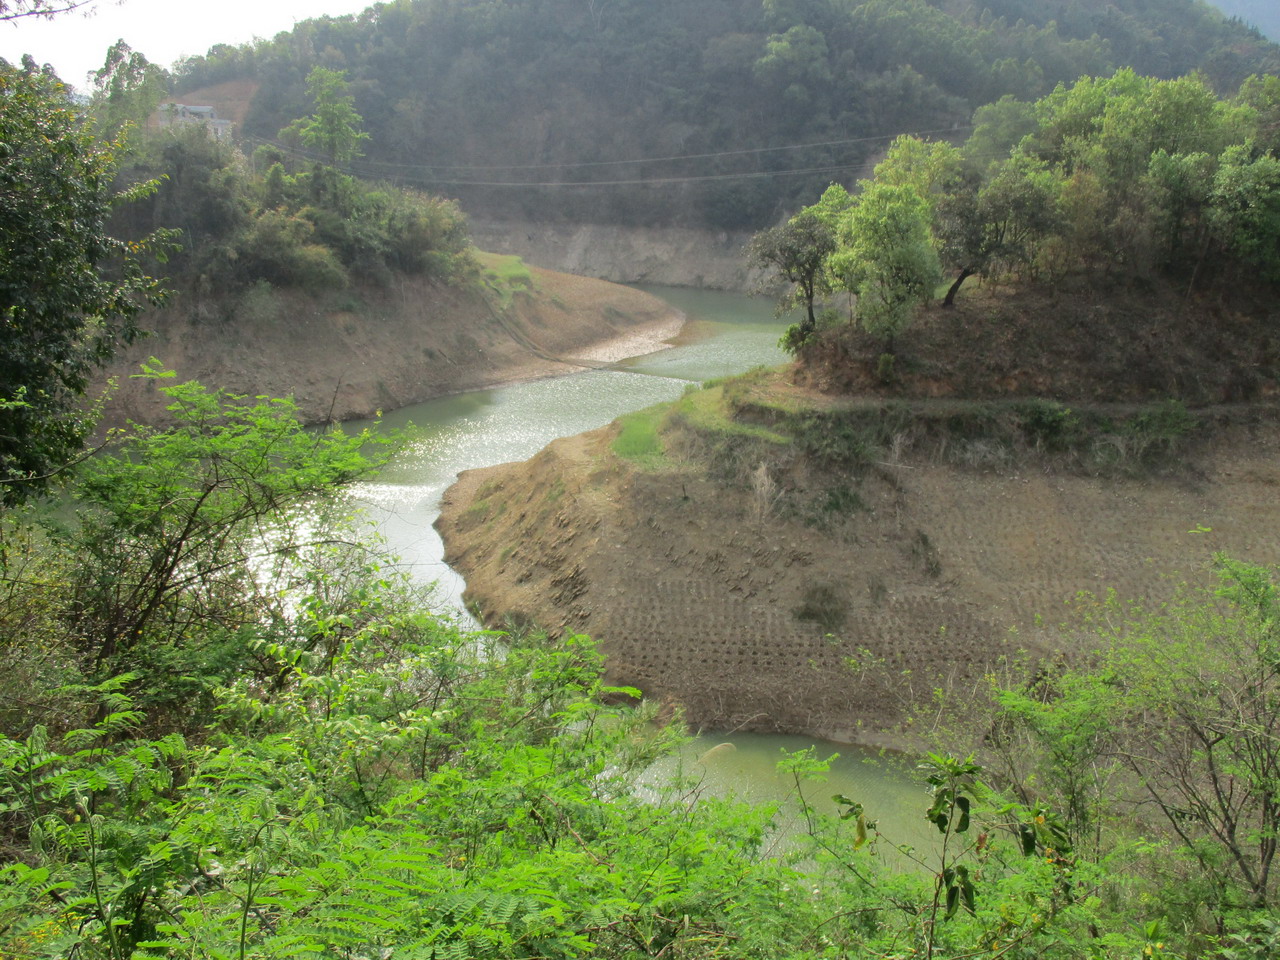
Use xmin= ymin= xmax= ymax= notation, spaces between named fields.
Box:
xmin=347 ymin=285 xmax=936 ymax=852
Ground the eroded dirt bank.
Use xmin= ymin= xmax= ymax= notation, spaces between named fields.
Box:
xmin=468 ymin=218 xmax=760 ymax=290
xmin=98 ymin=264 xmax=682 ymax=427
xmin=438 ymin=389 xmax=1280 ymax=745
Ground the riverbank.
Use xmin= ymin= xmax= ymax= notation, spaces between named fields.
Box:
xmin=97 ymin=258 xmax=683 ymax=428
xmin=468 ymin=218 xmax=761 ymax=290
xmin=437 ymin=368 xmax=1280 ymax=746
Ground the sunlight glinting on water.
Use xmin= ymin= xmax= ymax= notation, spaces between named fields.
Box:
xmin=346 ymin=288 xmax=789 ymax=608
xmin=327 ymin=288 xmax=940 ymax=855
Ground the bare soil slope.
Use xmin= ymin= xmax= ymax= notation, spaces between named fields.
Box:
xmin=163 ymin=81 xmax=259 ymax=127
xmin=439 ymin=280 xmax=1280 ymax=744
xmin=440 ymin=406 xmax=1280 ymax=744
xmin=98 ymin=264 xmax=682 ymax=426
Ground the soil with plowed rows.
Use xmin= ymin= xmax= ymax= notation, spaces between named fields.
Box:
xmin=438 ymin=281 xmax=1280 ymax=745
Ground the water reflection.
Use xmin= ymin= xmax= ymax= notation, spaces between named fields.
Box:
xmin=640 ymin=733 xmax=939 ymax=866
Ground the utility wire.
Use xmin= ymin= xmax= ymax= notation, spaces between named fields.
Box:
xmin=336 ymin=124 xmax=977 ymax=172
xmin=241 ymin=123 xmax=975 ymax=188
xmin=374 ymin=161 xmax=876 ymax=188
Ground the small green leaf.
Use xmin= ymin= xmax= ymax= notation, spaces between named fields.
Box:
xmin=945 ymin=883 xmax=960 ymax=919
xmin=1019 ymin=823 xmax=1036 ymax=856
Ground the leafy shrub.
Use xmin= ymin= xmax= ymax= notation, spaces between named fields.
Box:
xmin=875 ymin=351 xmax=897 ymax=383
xmin=235 ymin=208 xmax=349 ymax=289
xmin=1017 ymin=399 xmax=1083 ymax=451
xmin=779 ymin=321 xmax=810 ymax=355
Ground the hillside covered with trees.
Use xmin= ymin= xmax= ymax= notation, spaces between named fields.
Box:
xmin=749 ymin=67 xmax=1280 ymax=401
xmin=1209 ymin=0 xmax=1280 ymax=41
xmin=4 ymin=1 xmax=1280 ymax=957
xmin=166 ymin=0 xmax=1280 ymax=230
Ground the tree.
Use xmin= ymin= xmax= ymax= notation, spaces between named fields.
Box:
xmin=64 ymin=370 xmax=388 ymax=711
xmin=278 ymin=66 xmax=370 ymax=166
xmin=983 ymin=558 xmax=1280 ymax=916
xmin=870 ymin=134 xmax=964 ymax=201
xmin=747 ymin=205 xmax=838 ymax=352
xmin=752 ymin=23 xmax=833 ymax=106
xmin=935 ymin=154 xmax=1061 ymax=305
xmin=1209 ymin=144 xmax=1280 ymax=284
xmin=832 ymin=181 xmax=940 ymax=351
xmin=90 ymin=39 xmax=169 ymax=139
xmin=0 ymin=61 xmax=167 ymax=504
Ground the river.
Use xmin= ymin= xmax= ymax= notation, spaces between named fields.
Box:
xmin=348 ymin=285 xmax=936 ymax=852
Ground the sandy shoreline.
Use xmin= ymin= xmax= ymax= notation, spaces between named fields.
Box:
xmin=566 ymin=312 xmax=686 ymax=365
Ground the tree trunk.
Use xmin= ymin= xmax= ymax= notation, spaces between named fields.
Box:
xmin=799 ymin=299 xmax=817 ymax=341
xmin=942 ymin=268 xmax=974 ymax=307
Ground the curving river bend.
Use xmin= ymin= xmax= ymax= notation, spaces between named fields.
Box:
xmin=347 ymin=285 xmax=934 ymax=850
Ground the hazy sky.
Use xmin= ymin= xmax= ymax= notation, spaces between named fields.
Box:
xmin=0 ymin=0 xmax=378 ymax=91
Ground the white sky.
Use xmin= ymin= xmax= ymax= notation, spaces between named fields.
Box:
xmin=0 ymin=0 xmax=378 ymax=92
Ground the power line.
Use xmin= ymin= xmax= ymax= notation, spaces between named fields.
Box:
xmin=345 ymin=124 xmax=976 ymax=173
xmin=243 ymin=124 xmax=974 ymax=189
xmin=373 ymin=161 xmax=877 ymax=189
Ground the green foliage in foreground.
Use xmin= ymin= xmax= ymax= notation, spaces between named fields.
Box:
xmin=0 ymin=61 xmax=169 ymax=504
xmin=0 ymin=377 xmax=1278 ymax=959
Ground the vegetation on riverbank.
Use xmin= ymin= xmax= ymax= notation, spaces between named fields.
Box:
xmin=5 ymin=372 xmax=1280 ymax=957
xmin=106 ymin=73 xmax=475 ymax=327
xmin=754 ymin=69 xmax=1280 ymax=365
xmin=6 ymin=12 xmax=1280 ymax=958
xmin=617 ymin=372 xmax=1209 ymax=495
xmin=163 ymin=0 xmax=1280 ymax=231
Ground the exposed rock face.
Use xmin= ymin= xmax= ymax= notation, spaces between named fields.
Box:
xmin=437 ymin=406 xmax=1280 ymax=746
xmin=97 ymin=265 xmax=683 ymax=428
xmin=468 ymin=219 xmax=762 ymax=290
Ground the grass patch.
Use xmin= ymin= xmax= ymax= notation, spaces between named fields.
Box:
xmin=476 ymin=251 xmax=535 ymax=311
xmin=671 ymin=385 xmax=791 ymax=445
xmin=475 ymin=478 xmax=504 ymax=500
xmin=464 ymin=479 xmax=507 ymax=526
xmin=613 ymin=407 xmax=666 ymax=466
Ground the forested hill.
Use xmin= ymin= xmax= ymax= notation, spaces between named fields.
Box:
xmin=1209 ymin=0 xmax=1280 ymax=41
xmin=171 ymin=0 xmax=1280 ymax=232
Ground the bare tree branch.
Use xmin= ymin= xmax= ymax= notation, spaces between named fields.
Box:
xmin=0 ymin=0 xmax=101 ymax=23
